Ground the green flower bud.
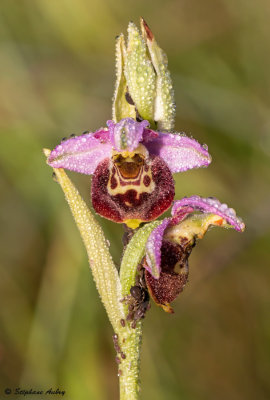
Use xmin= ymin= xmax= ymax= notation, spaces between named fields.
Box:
xmin=112 ymin=18 xmax=176 ymax=131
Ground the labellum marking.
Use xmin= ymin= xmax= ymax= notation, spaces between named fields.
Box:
xmin=107 ymin=151 xmax=155 ymax=203
xmin=91 ymin=152 xmax=175 ymax=225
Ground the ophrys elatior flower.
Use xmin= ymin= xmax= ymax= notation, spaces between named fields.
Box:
xmin=48 ymin=118 xmax=211 ymax=228
xmin=144 ymin=196 xmax=245 ymax=313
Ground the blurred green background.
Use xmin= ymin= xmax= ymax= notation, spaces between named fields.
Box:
xmin=1 ymin=0 xmax=270 ymax=399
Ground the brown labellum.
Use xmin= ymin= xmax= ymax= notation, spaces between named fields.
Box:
xmin=91 ymin=154 xmax=174 ymax=225
xmin=145 ymin=240 xmax=193 ymax=312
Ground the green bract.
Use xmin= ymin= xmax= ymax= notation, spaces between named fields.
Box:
xmin=43 ymin=149 xmax=125 ymax=334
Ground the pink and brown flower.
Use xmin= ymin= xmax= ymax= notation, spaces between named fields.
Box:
xmin=144 ymin=196 xmax=245 ymax=312
xmin=48 ymin=118 xmax=211 ymax=228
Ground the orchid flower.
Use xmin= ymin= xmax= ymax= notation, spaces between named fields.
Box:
xmin=47 ymin=118 xmax=211 ymax=229
xmin=144 ymin=196 xmax=245 ymax=312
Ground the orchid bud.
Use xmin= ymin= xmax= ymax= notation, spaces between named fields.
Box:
xmin=113 ymin=19 xmax=175 ymax=131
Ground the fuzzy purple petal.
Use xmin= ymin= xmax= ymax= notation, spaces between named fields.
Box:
xmin=145 ymin=218 xmax=171 ymax=279
xmin=172 ymin=196 xmax=245 ymax=232
xmin=48 ymin=132 xmax=112 ymax=175
xmin=144 ymin=132 xmax=211 ymax=173
xmin=107 ymin=118 xmax=149 ymax=152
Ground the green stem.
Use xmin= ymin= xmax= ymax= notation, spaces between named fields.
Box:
xmin=118 ymin=322 xmax=142 ymax=400
xmin=118 ymin=221 xmax=162 ymax=399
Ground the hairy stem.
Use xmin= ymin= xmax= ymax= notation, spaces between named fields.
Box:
xmin=118 ymin=323 xmax=142 ymax=400
xmin=118 ymin=221 xmax=162 ymax=399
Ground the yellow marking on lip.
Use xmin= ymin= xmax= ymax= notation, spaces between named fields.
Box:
xmin=124 ymin=219 xmax=142 ymax=229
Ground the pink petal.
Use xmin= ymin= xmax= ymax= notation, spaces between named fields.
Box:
xmin=144 ymin=132 xmax=211 ymax=172
xmin=48 ymin=131 xmax=112 ymax=175
xmin=172 ymin=196 xmax=245 ymax=232
xmin=145 ymin=218 xmax=171 ymax=279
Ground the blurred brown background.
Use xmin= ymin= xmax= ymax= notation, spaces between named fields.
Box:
xmin=0 ymin=0 xmax=270 ymax=399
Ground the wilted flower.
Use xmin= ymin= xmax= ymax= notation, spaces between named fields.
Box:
xmin=144 ymin=196 xmax=245 ymax=313
xmin=48 ymin=118 xmax=211 ymax=228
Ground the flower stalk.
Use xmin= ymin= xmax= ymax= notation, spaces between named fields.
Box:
xmin=118 ymin=322 xmax=142 ymax=400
